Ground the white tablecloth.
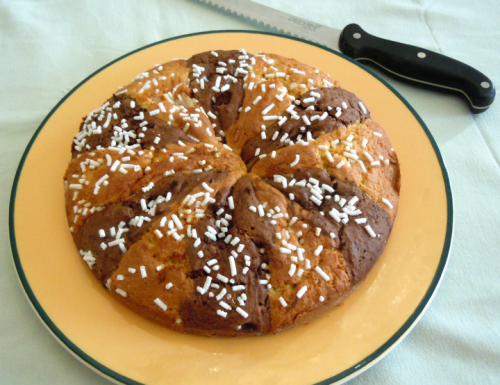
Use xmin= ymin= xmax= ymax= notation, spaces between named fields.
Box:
xmin=1 ymin=1 xmax=499 ymax=383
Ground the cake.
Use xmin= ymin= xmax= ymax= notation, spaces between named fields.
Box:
xmin=64 ymin=49 xmax=400 ymax=337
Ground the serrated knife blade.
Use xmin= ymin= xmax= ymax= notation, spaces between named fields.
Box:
xmin=199 ymin=0 xmax=342 ymax=51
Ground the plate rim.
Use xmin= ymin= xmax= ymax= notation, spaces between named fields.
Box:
xmin=8 ymin=29 xmax=453 ymax=385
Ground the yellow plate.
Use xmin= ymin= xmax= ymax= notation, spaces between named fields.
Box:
xmin=9 ymin=31 xmax=452 ymax=385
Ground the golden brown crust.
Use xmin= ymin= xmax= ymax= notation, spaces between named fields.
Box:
xmin=65 ymin=50 xmax=400 ymax=337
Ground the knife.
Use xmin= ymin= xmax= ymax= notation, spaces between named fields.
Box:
xmin=198 ymin=0 xmax=495 ymax=113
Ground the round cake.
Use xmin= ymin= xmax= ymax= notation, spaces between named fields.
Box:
xmin=64 ymin=49 xmax=400 ymax=337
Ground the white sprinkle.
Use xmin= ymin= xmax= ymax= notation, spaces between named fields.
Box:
xmin=253 ymin=95 xmax=262 ymax=105
xmin=98 ymin=229 xmax=106 ymax=238
xmin=382 ymin=198 xmax=393 ymax=209
xmin=230 ymin=236 xmax=240 ymax=246
xmin=359 ymin=102 xmax=367 ymax=114
xmin=116 ymin=288 xmax=127 ymax=297
xmin=288 ymin=264 xmax=297 ymax=277
xmin=280 ymin=247 xmax=292 ymax=254
xmin=297 ymin=286 xmax=308 ymax=298
xmin=205 ymin=231 xmax=217 ymax=241
xmin=201 ymin=182 xmax=214 ymax=193
xmin=258 ymin=205 xmax=265 ymax=217
xmin=373 ymin=131 xmax=383 ymax=137
xmin=279 ymin=297 xmax=288 ymax=307
xmin=314 ymin=245 xmax=323 ymax=256
xmin=302 ymin=115 xmax=311 ymax=126
xmin=371 ymin=160 xmax=381 ymax=166
xmin=216 ymin=288 xmax=227 ymax=301
xmin=315 ymin=266 xmax=331 ymax=281
xmin=365 ymin=225 xmax=377 ymax=238
xmin=150 ymin=109 xmax=160 ymax=116
xmin=236 ymin=307 xmax=249 ymax=318
xmin=102 ymin=112 xmax=112 ymax=129
xmin=336 ymin=160 xmax=345 ymax=168
xmin=290 ymin=154 xmax=300 ymax=167
xmin=228 ymin=196 xmax=235 ymax=210
xmin=165 ymin=282 xmax=173 ymax=290
xmin=361 ymin=138 xmax=368 ymax=148
xmin=201 ymin=276 xmax=213 ymax=293
xmin=318 ymin=111 xmax=328 ymax=121
xmin=172 ymin=214 xmax=183 ymax=230
xmin=154 ymin=298 xmax=167 ymax=311
xmin=310 ymin=196 xmax=322 ymax=206
xmin=363 ymin=151 xmax=374 ymax=162
xmin=154 ymin=229 xmax=163 ymax=239
xmin=348 ymin=196 xmax=359 ymax=206
xmin=104 ymin=154 xmax=112 ymax=167
xmin=110 ymin=160 xmax=120 ymax=172
xmin=323 ymin=151 xmax=334 ymax=163
xmin=319 ymin=296 xmax=325 ymax=302
xmin=128 ymin=268 xmax=136 ymax=274
xmin=197 ymin=250 xmax=204 ymax=258
xmin=262 ymin=103 xmax=275 ymax=115
xmin=217 ymin=310 xmax=227 ymax=318
xmin=217 ymin=273 xmax=229 ymax=283
xmin=358 ymin=160 xmax=367 ymax=173
xmin=140 ymin=265 xmax=147 ymax=278
xmin=219 ymin=301 xmax=231 ymax=311
xmin=355 ymin=218 xmax=367 ymax=224
xmin=344 ymin=152 xmax=359 ymax=160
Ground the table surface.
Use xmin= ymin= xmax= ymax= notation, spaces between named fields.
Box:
xmin=1 ymin=1 xmax=499 ymax=384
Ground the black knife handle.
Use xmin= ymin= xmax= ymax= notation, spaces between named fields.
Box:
xmin=339 ymin=23 xmax=495 ymax=113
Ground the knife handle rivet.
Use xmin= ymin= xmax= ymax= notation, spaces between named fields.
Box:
xmin=417 ymin=52 xmax=426 ymax=59
xmin=353 ymin=32 xmax=362 ymax=39
xmin=481 ymin=81 xmax=491 ymax=89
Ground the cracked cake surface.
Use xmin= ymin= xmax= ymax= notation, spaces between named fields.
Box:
xmin=64 ymin=49 xmax=400 ymax=337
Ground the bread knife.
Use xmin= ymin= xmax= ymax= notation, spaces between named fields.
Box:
xmin=198 ymin=0 xmax=495 ymax=113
